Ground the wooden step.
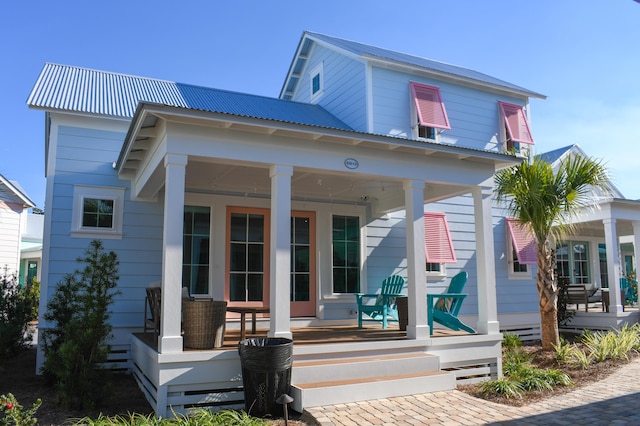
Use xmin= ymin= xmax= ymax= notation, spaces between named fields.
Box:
xmin=292 ymin=352 xmax=440 ymax=384
xmin=290 ymin=370 xmax=455 ymax=411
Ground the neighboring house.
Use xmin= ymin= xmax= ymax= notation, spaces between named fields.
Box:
xmin=19 ymin=212 xmax=44 ymax=286
xmin=537 ymin=144 xmax=640 ymax=331
xmin=28 ymin=31 xmax=547 ymax=415
xmin=0 ymin=174 xmax=36 ymax=281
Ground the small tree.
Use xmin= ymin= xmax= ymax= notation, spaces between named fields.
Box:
xmin=0 ymin=266 xmax=38 ymax=361
xmin=41 ymin=240 xmax=120 ymax=409
xmin=495 ymin=154 xmax=610 ymax=350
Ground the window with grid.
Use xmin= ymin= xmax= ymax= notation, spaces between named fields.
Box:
xmin=332 ymin=215 xmax=360 ymax=293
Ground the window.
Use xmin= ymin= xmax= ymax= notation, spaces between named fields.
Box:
xmin=71 ymin=185 xmax=125 ymax=239
xmin=310 ymin=63 xmax=323 ymax=101
xmin=332 ymin=215 xmax=360 ymax=293
xmin=598 ymin=243 xmax=609 ymax=288
xmin=499 ymin=101 xmax=535 ymax=154
xmin=229 ymin=210 xmax=267 ymax=302
xmin=183 ymin=206 xmax=211 ymax=295
xmin=410 ymin=82 xmax=450 ymax=141
xmin=505 ymin=218 xmax=536 ymax=278
xmin=556 ymin=241 xmax=590 ymax=284
xmin=426 ymin=262 xmax=445 ymax=277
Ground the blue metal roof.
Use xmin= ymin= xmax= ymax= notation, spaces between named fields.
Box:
xmin=300 ymin=32 xmax=545 ymax=99
xmin=27 ymin=63 xmax=353 ymax=131
xmin=535 ymin=145 xmax=575 ymax=164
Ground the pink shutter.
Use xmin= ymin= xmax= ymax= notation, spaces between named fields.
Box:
xmin=424 ymin=212 xmax=456 ymax=263
xmin=506 ymin=218 xmax=537 ymax=264
xmin=411 ymin=82 xmax=451 ymax=130
xmin=499 ymin=102 xmax=535 ymax=144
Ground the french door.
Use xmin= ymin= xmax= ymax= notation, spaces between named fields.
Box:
xmin=226 ymin=207 xmax=316 ymax=317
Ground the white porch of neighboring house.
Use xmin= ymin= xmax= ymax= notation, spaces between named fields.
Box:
xmin=559 ymin=198 xmax=640 ymax=332
xmin=118 ymin=103 xmax=517 ymax=416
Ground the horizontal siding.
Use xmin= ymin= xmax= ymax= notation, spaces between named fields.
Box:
xmin=0 ymin=204 xmax=21 ymax=274
xmin=292 ymin=43 xmax=367 ymax=132
xmin=370 ymin=66 xmax=531 ymax=152
xmin=44 ymin=123 xmax=163 ymax=350
xmin=364 ymin=195 xmax=539 ymax=318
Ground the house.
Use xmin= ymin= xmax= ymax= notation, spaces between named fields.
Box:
xmin=28 ymin=31 xmax=547 ymax=415
xmin=0 ymin=174 xmax=36 ymax=282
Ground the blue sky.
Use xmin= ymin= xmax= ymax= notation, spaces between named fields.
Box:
xmin=2 ymin=1 xmax=639 ymax=209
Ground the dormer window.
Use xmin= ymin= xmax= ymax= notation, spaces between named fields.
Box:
xmin=310 ymin=63 xmax=323 ymax=101
xmin=499 ymin=101 xmax=535 ymax=154
xmin=410 ymin=82 xmax=450 ymax=141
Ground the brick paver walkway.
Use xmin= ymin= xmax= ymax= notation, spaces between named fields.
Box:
xmin=304 ymin=357 xmax=640 ymax=425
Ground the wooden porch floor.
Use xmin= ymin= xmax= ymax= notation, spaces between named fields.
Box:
xmin=134 ymin=323 xmax=466 ymax=352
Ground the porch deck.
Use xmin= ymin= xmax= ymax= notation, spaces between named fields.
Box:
xmin=130 ymin=323 xmax=502 ymax=417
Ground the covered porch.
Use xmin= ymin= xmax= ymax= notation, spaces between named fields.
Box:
xmin=130 ymin=321 xmax=502 ymax=416
xmin=116 ymin=102 xmax=518 ymax=416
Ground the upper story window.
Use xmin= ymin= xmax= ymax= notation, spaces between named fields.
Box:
xmin=410 ymin=82 xmax=450 ymax=142
xmin=71 ymin=185 xmax=125 ymax=239
xmin=505 ymin=218 xmax=536 ymax=279
xmin=310 ymin=63 xmax=323 ymax=102
xmin=499 ymin=102 xmax=535 ymax=155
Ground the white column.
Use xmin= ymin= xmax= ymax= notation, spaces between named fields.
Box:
xmin=473 ymin=184 xmax=500 ymax=335
xmin=269 ymin=165 xmax=293 ymax=339
xmin=159 ymin=153 xmax=187 ymax=353
xmin=604 ymin=218 xmax=623 ymax=314
xmin=403 ymin=179 xmax=429 ymax=339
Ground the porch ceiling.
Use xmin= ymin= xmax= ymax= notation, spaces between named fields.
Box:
xmin=117 ymin=103 xmax=521 ymax=205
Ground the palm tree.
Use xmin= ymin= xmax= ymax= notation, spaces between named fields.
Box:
xmin=495 ymin=154 xmax=610 ymax=350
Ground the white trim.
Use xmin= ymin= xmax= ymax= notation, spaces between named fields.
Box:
xmin=426 ymin=262 xmax=446 ymax=278
xmin=71 ymin=185 xmax=125 ymax=239
xmin=310 ymin=62 xmax=324 ymax=102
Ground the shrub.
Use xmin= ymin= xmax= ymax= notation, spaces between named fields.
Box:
xmin=502 ymin=333 xmax=522 ymax=350
xmin=41 ymin=240 xmax=121 ymax=410
xmin=0 ymin=267 xmax=38 ymax=361
xmin=479 ymin=378 xmax=524 ymax=399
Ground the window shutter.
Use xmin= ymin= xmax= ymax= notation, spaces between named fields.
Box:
xmin=411 ymin=82 xmax=451 ymax=130
xmin=424 ymin=212 xmax=456 ymax=263
xmin=506 ymin=218 xmax=537 ymax=264
xmin=499 ymin=102 xmax=535 ymax=144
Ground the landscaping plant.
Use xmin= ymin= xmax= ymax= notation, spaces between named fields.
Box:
xmin=0 ymin=267 xmax=38 ymax=361
xmin=0 ymin=393 xmax=41 ymax=426
xmin=41 ymin=240 xmax=121 ymax=409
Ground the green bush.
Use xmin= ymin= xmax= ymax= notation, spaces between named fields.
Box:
xmin=71 ymin=409 xmax=270 ymax=426
xmin=41 ymin=240 xmax=121 ymax=410
xmin=0 ymin=267 xmax=38 ymax=361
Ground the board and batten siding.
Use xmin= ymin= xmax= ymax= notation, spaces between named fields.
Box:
xmin=369 ymin=66 xmax=529 ymax=152
xmin=44 ymin=124 xmax=163 ymax=345
xmin=0 ymin=201 xmax=23 ymax=276
xmin=291 ymin=43 xmax=368 ymax=132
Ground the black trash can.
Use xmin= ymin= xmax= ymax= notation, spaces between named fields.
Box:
xmin=238 ymin=337 xmax=293 ymax=418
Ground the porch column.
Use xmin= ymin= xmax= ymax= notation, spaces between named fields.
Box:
xmin=473 ymin=184 xmax=500 ymax=335
xmin=403 ymin=179 xmax=429 ymax=339
xmin=159 ymin=153 xmax=187 ymax=353
xmin=269 ymin=164 xmax=293 ymax=339
xmin=632 ymin=221 xmax=640 ymax=277
xmin=604 ymin=218 xmax=623 ymax=314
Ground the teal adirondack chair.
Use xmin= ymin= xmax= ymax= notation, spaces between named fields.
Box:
xmin=355 ymin=275 xmax=405 ymax=329
xmin=427 ymin=271 xmax=475 ymax=335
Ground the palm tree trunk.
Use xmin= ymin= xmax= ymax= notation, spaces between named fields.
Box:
xmin=536 ymin=241 xmax=560 ymax=350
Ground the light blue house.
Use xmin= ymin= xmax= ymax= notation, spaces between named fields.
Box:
xmin=29 ymin=31 xmax=550 ymax=415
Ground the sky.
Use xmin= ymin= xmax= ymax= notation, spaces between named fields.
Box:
xmin=1 ymin=1 xmax=639 ymax=209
